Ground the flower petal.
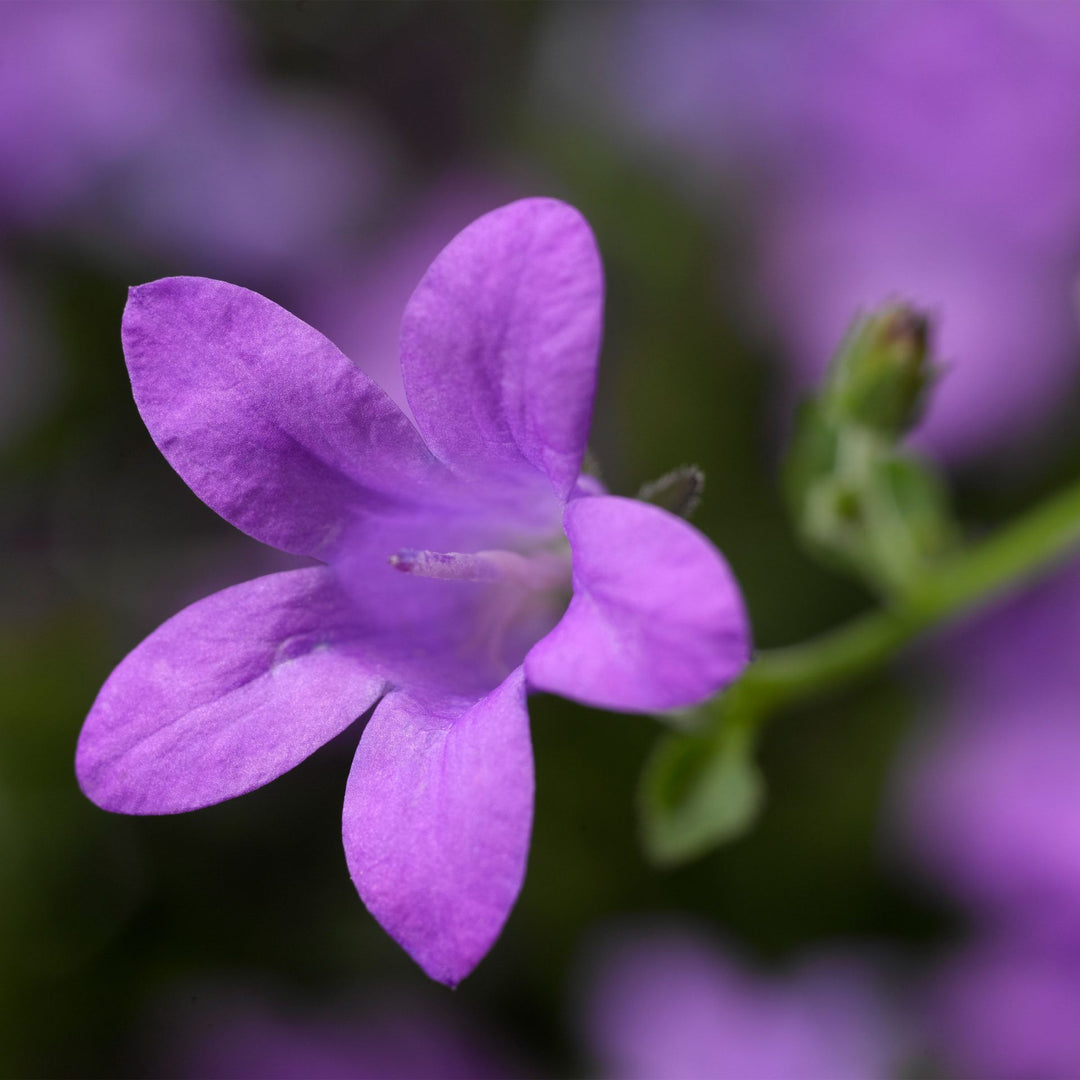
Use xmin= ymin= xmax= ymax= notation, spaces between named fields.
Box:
xmin=525 ymin=495 xmax=751 ymax=712
xmin=77 ymin=568 xmax=387 ymax=814
xmin=399 ymin=198 xmax=604 ymax=499
xmin=123 ymin=277 xmax=439 ymax=558
xmin=342 ymin=670 xmax=533 ymax=986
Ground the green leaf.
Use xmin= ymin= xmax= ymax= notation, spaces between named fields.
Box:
xmin=639 ymin=721 xmax=764 ymax=867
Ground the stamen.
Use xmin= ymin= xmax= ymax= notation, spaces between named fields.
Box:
xmin=389 ymin=547 xmax=569 ymax=590
xmin=389 ymin=549 xmax=503 ymax=582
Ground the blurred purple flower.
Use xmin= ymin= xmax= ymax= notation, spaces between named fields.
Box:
xmin=548 ymin=3 xmax=805 ymax=173
xmin=781 ymin=4 xmax=1080 ymax=250
xmin=154 ymin=986 xmax=518 ymax=1080
xmin=0 ymin=0 xmax=238 ymax=224
xmin=75 ymin=199 xmax=751 ymax=985
xmin=300 ymin=175 xmax=515 ymax=417
xmin=102 ymin=89 xmax=382 ymax=279
xmin=899 ymin=566 xmax=1080 ymax=924
xmin=761 ymin=193 xmax=1078 ymax=462
xmin=930 ymin=935 xmax=1080 ymax=1080
xmin=584 ymin=927 xmax=899 ymax=1080
xmin=0 ymin=1 xmax=383 ymax=280
xmin=903 ymin=696 xmax=1080 ymax=928
xmin=930 ymin=563 xmax=1080 ymax=715
xmin=893 ymin=564 xmax=1080 ymax=1072
xmin=551 ymin=1 xmax=1080 ymax=460
xmin=761 ymin=1 xmax=1080 ymax=460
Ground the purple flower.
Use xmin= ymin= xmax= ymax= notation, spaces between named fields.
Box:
xmin=0 ymin=0 xmax=237 ymax=225
xmin=548 ymin=1 xmax=1080 ymax=460
xmin=75 ymin=199 xmax=751 ymax=985
xmin=149 ymin=983 xmax=519 ymax=1080
xmin=902 ymin=697 xmax=1080 ymax=927
xmin=583 ymin=926 xmax=899 ymax=1080
xmin=897 ymin=566 xmax=1080 ymax=925
xmin=930 ymin=935 xmax=1080 ymax=1080
xmin=891 ymin=566 xmax=1080 ymax=1073
xmin=0 ymin=2 xmax=381 ymax=280
xmin=100 ymin=89 xmax=380 ymax=279
xmin=755 ymin=1 xmax=1080 ymax=460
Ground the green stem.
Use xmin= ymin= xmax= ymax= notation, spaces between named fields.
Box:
xmin=729 ymin=474 xmax=1080 ymax=718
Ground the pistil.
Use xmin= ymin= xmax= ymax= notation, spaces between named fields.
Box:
xmin=389 ymin=547 xmax=570 ymax=592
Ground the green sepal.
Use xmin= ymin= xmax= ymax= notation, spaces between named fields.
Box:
xmin=826 ymin=305 xmax=935 ymax=437
xmin=861 ymin=454 xmax=959 ymax=592
xmin=639 ymin=710 xmax=764 ymax=866
xmin=783 ymin=399 xmax=842 ymax=522
xmin=638 ymin=465 xmax=706 ymax=519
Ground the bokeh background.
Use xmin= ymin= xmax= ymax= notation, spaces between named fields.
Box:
xmin=5 ymin=3 xmax=1080 ymax=1076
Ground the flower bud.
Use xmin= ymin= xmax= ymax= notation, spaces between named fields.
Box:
xmin=784 ymin=304 xmax=956 ymax=597
xmin=827 ymin=303 xmax=936 ymax=437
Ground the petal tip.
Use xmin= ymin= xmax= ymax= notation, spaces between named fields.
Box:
xmin=528 ymin=495 xmax=753 ymax=713
xmin=419 ymin=956 xmax=474 ymax=990
xmin=125 ymin=277 xmax=170 ymax=303
xmin=503 ymin=195 xmax=597 ymax=243
xmin=122 ymin=280 xmax=151 ymax=321
xmin=74 ymin=733 xmax=130 ymax=816
xmin=122 ymin=277 xmax=186 ymax=331
xmin=125 ymin=275 xmax=219 ymax=308
xmin=343 ymin=678 xmax=532 ymax=986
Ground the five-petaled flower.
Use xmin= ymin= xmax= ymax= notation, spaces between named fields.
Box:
xmin=76 ymin=199 xmax=752 ymax=985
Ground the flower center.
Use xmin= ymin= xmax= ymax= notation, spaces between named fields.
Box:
xmin=382 ymin=540 xmax=573 ymax=690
